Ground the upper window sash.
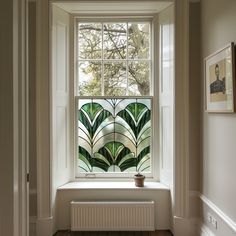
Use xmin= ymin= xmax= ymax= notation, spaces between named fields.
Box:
xmin=75 ymin=19 xmax=153 ymax=97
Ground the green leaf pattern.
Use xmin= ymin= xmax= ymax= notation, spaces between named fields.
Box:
xmin=78 ymin=99 xmax=151 ymax=173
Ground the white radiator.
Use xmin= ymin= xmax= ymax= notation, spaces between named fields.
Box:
xmin=71 ymin=201 xmax=155 ymax=231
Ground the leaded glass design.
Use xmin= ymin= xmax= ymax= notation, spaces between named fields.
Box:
xmin=78 ymin=99 xmax=151 ymax=173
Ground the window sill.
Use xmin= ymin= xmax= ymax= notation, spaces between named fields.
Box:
xmin=57 ymin=181 xmax=169 ymax=191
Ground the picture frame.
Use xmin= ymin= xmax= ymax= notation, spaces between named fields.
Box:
xmin=205 ymin=42 xmax=235 ymax=113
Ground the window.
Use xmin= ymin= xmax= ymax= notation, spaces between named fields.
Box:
xmin=75 ymin=19 xmax=156 ymax=177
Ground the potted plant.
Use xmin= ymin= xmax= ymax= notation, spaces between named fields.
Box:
xmin=134 ymin=172 xmax=145 ymax=187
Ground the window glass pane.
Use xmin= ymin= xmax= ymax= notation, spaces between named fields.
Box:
xmin=77 ymin=21 xmax=153 ymax=176
xmin=104 ymin=62 xmax=127 ymax=96
xmin=103 ymin=23 xmax=127 ymax=59
xmin=78 ymin=61 xmax=102 ymax=96
xmin=78 ymin=23 xmax=102 ymax=59
xmin=77 ymin=21 xmax=151 ymax=97
xmin=128 ymin=61 xmax=150 ymax=95
xmin=128 ymin=23 xmax=150 ymax=59
xmin=78 ymin=98 xmax=151 ymax=173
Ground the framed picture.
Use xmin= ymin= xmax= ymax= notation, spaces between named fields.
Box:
xmin=205 ymin=42 xmax=235 ymax=113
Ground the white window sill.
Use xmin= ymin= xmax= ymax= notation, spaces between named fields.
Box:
xmin=57 ymin=181 xmax=169 ymax=191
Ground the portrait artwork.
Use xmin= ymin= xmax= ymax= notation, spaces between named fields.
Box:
xmin=205 ymin=43 xmax=235 ymax=112
xmin=209 ymin=59 xmax=227 ymax=102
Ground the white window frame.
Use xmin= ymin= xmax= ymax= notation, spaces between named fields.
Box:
xmin=73 ymin=15 xmax=159 ymax=180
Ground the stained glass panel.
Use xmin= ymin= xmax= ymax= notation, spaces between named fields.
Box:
xmin=78 ymin=99 xmax=151 ymax=173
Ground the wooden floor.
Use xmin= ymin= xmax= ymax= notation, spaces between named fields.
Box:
xmin=55 ymin=231 xmax=173 ymax=236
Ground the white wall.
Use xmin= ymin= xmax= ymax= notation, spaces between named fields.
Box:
xmin=201 ymin=0 xmax=236 ymax=234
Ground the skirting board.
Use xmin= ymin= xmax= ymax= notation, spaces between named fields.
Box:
xmin=36 ymin=217 xmax=53 ymax=236
xmin=200 ymin=194 xmax=236 ymax=233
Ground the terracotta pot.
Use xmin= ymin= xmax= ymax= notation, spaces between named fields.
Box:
xmin=134 ymin=174 xmax=145 ymax=187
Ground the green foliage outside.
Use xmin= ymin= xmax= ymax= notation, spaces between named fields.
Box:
xmin=78 ymin=22 xmax=150 ymax=96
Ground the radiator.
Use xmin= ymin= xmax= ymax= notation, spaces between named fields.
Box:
xmin=71 ymin=201 xmax=155 ymax=231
